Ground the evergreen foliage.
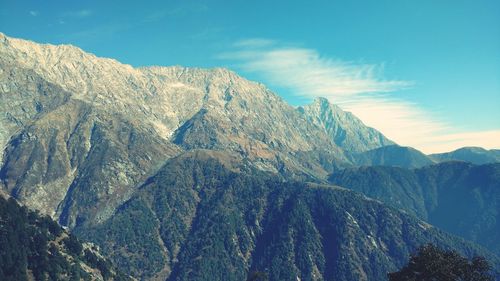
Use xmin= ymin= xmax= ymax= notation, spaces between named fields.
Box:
xmin=78 ymin=151 xmax=500 ymax=281
xmin=0 ymin=196 xmax=130 ymax=280
xmin=329 ymin=162 xmax=500 ymax=255
xmin=388 ymin=244 xmax=496 ymax=281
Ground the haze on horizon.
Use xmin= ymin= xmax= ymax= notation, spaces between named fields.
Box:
xmin=1 ymin=0 xmax=499 ymax=153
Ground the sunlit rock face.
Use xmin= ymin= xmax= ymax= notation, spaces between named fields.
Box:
xmin=299 ymin=97 xmax=394 ymax=153
xmin=1 ymin=33 xmax=499 ymax=281
xmin=0 ymin=33 xmax=397 ymax=226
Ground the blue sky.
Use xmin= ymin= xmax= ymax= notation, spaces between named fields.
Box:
xmin=1 ymin=0 xmax=499 ymax=152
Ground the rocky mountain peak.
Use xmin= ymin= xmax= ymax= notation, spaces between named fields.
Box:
xmin=0 ymin=34 xmax=293 ymax=143
xmin=0 ymin=33 xmax=351 ymax=225
xmin=2 ymin=33 xmax=500 ymax=281
xmin=300 ymin=96 xmax=394 ymax=153
xmin=312 ymin=96 xmax=332 ymax=109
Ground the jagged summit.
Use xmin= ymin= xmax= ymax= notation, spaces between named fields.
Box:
xmin=0 ymin=33 xmax=280 ymax=141
xmin=0 ymin=33 xmax=345 ymax=225
xmin=0 ymin=33 xmax=396 ymax=227
xmin=2 ymin=33 xmax=500 ymax=281
xmin=312 ymin=96 xmax=330 ymax=106
xmin=300 ymin=96 xmax=394 ymax=153
xmin=0 ymin=33 xmax=392 ymax=156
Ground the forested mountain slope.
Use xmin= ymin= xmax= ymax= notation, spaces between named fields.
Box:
xmin=0 ymin=196 xmax=130 ymax=281
xmin=329 ymin=162 xmax=500 ymax=255
xmin=78 ymin=151 xmax=499 ymax=281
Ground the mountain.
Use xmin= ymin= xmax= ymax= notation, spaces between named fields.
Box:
xmin=77 ymin=151 xmax=499 ymax=281
xmin=0 ymin=32 xmax=333 ymax=228
xmin=329 ymin=162 xmax=500 ymax=256
xmin=298 ymin=97 xmax=394 ymax=153
xmin=430 ymin=147 xmax=500 ymax=164
xmin=0 ymin=34 xmax=182 ymax=229
xmin=2 ymin=33 xmax=499 ymax=281
xmin=350 ymin=145 xmax=435 ymax=168
xmin=0 ymin=32 xmax=399 ymax=227
xmin=0 ymin=196 xmax=130 ymax=281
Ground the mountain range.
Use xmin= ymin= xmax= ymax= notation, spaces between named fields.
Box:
xmin=430 ymin=147 xmax=500 ymax=164
xmin=329 ymin=161 xmax=500 ymax=256
xmin=0 ymin=33 xmax=499 ymax=280
xmin=0 ymin=31 xmax=398 ymax=227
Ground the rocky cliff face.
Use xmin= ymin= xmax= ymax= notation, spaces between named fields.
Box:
xmin=0 ymin=33 xmax=183 ymax=227
xmin=0 ymin=33 xmax=396 ymax=225
xmin=299 ymin=97 xmax=394 ymax=153
xmin=2 ymin=33 xmax=499 ymax=281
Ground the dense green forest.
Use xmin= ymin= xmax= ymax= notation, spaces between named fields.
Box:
xmin=3 ymin=153 xmax=499 ymax=281
xmin=77 ymin=151 xmax=500 ymax=281
xmin=0 ymin=196 xmax=130 ymax=281
xmin=329 ymin=162 xmax=500 ymax=255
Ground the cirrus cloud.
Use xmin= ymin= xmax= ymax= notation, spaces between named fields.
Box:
xmin=219 ymin=39 xmax=499 ymax=153
xmin=62 ymin=9 xmax=92 ymax=19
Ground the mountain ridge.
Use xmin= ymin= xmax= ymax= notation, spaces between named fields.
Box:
xmin=299 ymin=97 xmax=395 ymax=153
xmin=78 ymin=150 xmax=500 ymax=281
xmin=430 ymin=146 xmax=500 ymax=164
xmin=329 ymin=161 xmax=500 ymax=255
xmin=0 ymin=33 xmax=404 ymax=226
xmin=2 ymin=32 xmax=500 ymax=281
xmin=352 ymin=144 xmax=436 ymax=168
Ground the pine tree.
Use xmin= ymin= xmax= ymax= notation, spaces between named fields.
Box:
xmin=388 ymin=244 xmax=495 ymax=281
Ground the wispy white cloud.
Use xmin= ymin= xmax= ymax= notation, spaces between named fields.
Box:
xmin=221 ymin=44 xmax=411 ymax=97
xmin=63 ymin=9 xmax=92 ymax=19
xmin=339 ymin=97 xmax=449 ymax=150
xmin=144 ymin=3 xmax=208 ymax=22
xmin=344 ymin=98 xmax=500 ymax=153
xmin=29 ymin=10 xmax=39 ymax=16
xmin=233 ymin=38 xmax=276 ymax=48
xmin=63 ymin=23 xmax=128 ymax=41
xmin=421 ymin=130 xmax=500 ymax=154
xmin=220 ymin=39 xmax=500 ymax=153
